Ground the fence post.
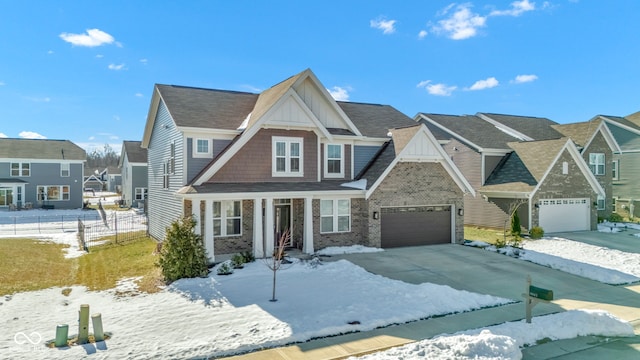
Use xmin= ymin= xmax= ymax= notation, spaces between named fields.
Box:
xmin=13 ymin=217 xmax=16 ymax=235
xmin=38 ymin=216 xmax=41 ymax=234
xmin=114 ymin=214 xmax=118 ymax=244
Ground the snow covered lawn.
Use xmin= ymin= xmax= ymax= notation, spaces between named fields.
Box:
xmin=1 ymin=258 xmax=512 ymax=359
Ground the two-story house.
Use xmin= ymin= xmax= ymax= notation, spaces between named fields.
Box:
xmin=142 ymin=69 xmax=474 ymax=262
xmin=119 ymin=140 xmax=148 ymax=209
xmin=553 ymin=115 xmax=640 ymax=220
xmin=0 ymin=138 xmax=86 ymax=210
xmin=416 ymin=113 xmax=605 ymax=233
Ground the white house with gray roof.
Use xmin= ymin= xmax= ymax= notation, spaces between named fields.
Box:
xmin=142 ymin=69 xmax=474 ymax=262
xmin=0 ymin=138 xmax=86 ymax=210
xmin=119 ymin=140 xmax=148 ymax=208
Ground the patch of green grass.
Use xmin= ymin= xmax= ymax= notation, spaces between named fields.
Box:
xmin=0 ymin=239 xmax=74 ymax=295
xmin=464 ymin=226 xmax=521 ymax=245
xmin=0 ymin=237 xmax=163 ymax=296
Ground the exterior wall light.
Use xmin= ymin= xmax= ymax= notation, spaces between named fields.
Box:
xmin=458 ymin=208 xmax=464 ymax=216
xmin=373 ymin=211 xmax=379 ymax=220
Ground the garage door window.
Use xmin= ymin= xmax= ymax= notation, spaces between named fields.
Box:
xmin=320 ymin=199 xmax=350 ymax=233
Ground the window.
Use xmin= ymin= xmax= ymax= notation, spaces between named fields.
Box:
xmin=597 ymin=196 xmax=605 ymax=210
xmin=589 ymin=153 xmax=605 ymax=175
xmin=213 ymin=200 xmax=242 ymax=237
xmin=162 ymin=162 xmax=169 ymax=189
xmin=169 ymin=142 xmax=176 ymax=174
xmin=320 ymin=199 xmax=350 ymax=233
xmin=11 ymin=162 xmax=30 ymax=177
xmin=612 ymin=159 xmax=619 ymax=180
xmin=562 ymin=161 xmax=568 ymax=175
xmin=272 ymin=137 xmax=303 ymax=176
xmin=135 ymin=187 xmax=148 ymax=200
xmin=37 ymin=185 xmax=70 ymax=201
xmin=60 ymin=163 xmax=70 ymax=177
xmin=324 ymin=144 xmax=344 ymax=178
xmin=194 ymin=138 xmax=211 ymax=158
xmin=612 ymin=197 xmax=617 ymax=213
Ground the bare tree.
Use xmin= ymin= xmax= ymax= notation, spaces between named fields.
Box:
xmin=264 ymin=229 xmax=291 ymax=302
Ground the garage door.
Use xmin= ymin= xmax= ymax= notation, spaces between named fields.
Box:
xmin=381 ymin=206 xmax=452 ymax=248
xmin=538 ymin=198 xmax=590 ymax=233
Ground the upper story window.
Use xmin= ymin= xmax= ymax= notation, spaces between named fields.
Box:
xmin=194 ymin=138 xmax=212 ymax=158
xmin=612 ymin=159 xmax=619 ymax=180
xmin=272 ymin=137 xmax=303 ymax=177
xmin=60 ymin=163 xmax=70 ymax=177
xmin=324 ymin=144 xmax=344 ymax=178
xmin=597 ymin=196 xmax=605 ymax=210
xmin=11 ymin=162 xmax=30 ymax=177
xmin=589 ymin=153 xmax=605 ymax=176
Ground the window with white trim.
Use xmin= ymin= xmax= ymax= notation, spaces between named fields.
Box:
xmin=589 ymin=153 xmax=605 ymax=175
xmin=135 ymin=187 xmax=148 ymax=200
xmin=213 ymin=200 xmax=242 ymax=237
xmin=324 ymin=144 xmax=344 ymax=178
xmin=272 ymin=137 xmax=303 ymax=176
xmin=11 ymin=162 xmax=30 ymax=177
xmin=162 ymin=162 xmax=169 ymax=189
xmin=194 ymin=138 xmax=211 ymax=158
xmin=60 ymin=163 xmax=70 ymax=177
xmin=597 ymin=196 xmax=605 ymax=210
xmin=612 ymin=159 xmax=619 ymax=180
xmin=37 ymin=185 xmax=70 ymax=201
xmin=612 ymin=197 xmax=617 ymax=213
xmin=320 ymin=199 xmax=350 ymax=233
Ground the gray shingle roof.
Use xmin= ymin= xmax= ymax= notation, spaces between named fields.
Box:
xmin=338 ymin=102 xmax=416 ymax=138
xmin=356 ymin=141 xmax=395 ymax=189
xmin=601 ymin=115 xmax=640 ymax=130
xmin=123 ymin=140 xmax=148 ymax=163
xmin=0 ymin=138 xmax=86 ymax=160
xmin=418 ymin=113 xmax=519 ymax=149
xmin=483 ymin=152 xmax=537 ymax=188
xmin=156 ymin=85 xmax=259 ymax=130
xmin=477 ymin=113 xmax=563 ymax=141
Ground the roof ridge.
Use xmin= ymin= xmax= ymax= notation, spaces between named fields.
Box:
xmin=158 ymin=84 xmax=257 ymax=95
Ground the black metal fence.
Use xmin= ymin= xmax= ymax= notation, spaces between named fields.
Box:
xmin=77 ymin=211 xmax=148 ymax=251
xmin=0 ymin=212 xmax=102 ymax=235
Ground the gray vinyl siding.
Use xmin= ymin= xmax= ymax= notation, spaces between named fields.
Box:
xmin=186 ymin=138 xmax=231 ymax=183
xmin=0 ymin=161 xmax=83 ymax=209
xmin=121 ymin=155 xmax=133 ymax=206
xmin=613 ymin=152 xmax=640 ymax=200
xmin=354 ymin=145 xmax=380 ymax=176
xmin=147 ymin=101 xmax=185 ymax=241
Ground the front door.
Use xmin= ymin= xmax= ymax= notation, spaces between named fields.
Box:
xmin=274 ymin=202 xmax=292 ymax=247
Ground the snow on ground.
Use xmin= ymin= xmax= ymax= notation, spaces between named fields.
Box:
xmin=316 ymin=244 xmax=384 ymax=255
xmin=466 ymin=236 xmax=640 ymax=285
xmin=352 ymin=310 xmax=634 ymax=360
xmin=0 ymin=259 xmax=512 ymax=359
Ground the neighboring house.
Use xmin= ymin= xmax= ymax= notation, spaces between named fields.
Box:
xmin=83 ymin=172 xmax=104 ymax=192
xmin=142 ymin=69 xmax=474 ymax=262
xmin=119 ymin=140 xmax=148 ymax=208
xmin=105 ymin=166 xmax=122 ymax=193
xmin=0 ymin=138 xmax=86 ymax=210
xmin=84 ymin=166 xmax=121 ymax=193
xmin=553 ymin=115 xmax=640 ymax=219
xmin=416 ymin=113 xmax=604 ymax=233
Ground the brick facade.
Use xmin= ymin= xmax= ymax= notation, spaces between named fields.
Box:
xmin=582 ymin=131 xmax=613 ymax=219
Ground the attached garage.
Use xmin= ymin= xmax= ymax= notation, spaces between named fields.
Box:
xmin=538 ymin=198 xmax=590 ymax=233
xmin=380 ymin=205 xmax=452 ymax=248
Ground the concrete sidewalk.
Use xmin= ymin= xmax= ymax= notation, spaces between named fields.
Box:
xmin=224 ymin=244 xmax=640 ymax=359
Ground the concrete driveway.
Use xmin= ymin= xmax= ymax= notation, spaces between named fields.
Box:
xmin=553 ymin=230 xmax=640 ymax=254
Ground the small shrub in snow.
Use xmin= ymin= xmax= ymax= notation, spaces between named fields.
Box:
xmin=609 ymin=213 xmax=623 ymax=223
xmin=240 ymin=251 xmax=255 ymax=263
xmin=530 ymin=226 xmax=544 ymax=239
xmin=231 ymin=254 xmax=245 ymax=269
xmin=216 ymin=261 xmax=234 ymax=275
xmin=511 ymin=211 xmax=521 ymax=236
xmin=156 ymin=216 xmax=209 ymax=283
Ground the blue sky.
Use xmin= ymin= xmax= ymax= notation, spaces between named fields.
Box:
xmin=1 ymin=0 xmax=639 ymax=153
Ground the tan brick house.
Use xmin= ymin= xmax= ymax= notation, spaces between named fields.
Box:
xmin=141 ymin=69 xmax=473 ymax=262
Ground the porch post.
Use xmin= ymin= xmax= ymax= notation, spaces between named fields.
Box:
xmin=265 ymin=198 xmax=274 ymax=258
xmin=204 ymin=199 xmax=215 ymax=262
xmin=303 ymin=196 xmax=314 ymax=254
xmin=191 ymin=200 xmax=201 ymax=236
xmin=253 ymin=198 xmax=264 ymax=258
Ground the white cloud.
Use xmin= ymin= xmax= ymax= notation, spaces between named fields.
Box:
xmin=513 ymin=74 xmax=539 ymax=83
xmin=432 ymin=3 xmax=486 ymax=40
xmin=59 ymin=28 xmax=116 ymax=47
xmin=328 ymin=86 xmax=350 ymax=101
xmin=47 ymin=50 xmax=54 ymax=55
xmin=490 ymin=0 xmax=536 ymax=17
xmin=370 ymin=17 xmax=397 ymax=34
xmin=19 ymin=131 xmax=46 ymax=139
xmin=418 ymin=30 xmax=428 ymax=39
xmin=467 ymin=77 xmax=499 ymax=90
xmin=108 ymin=63 xmax=126 ymax=71
xmin=140 ymin=58 xmax=148 ymax=64
xmin=26 ymin=96 xmax=51 ymax=102
xmin=0 ymin=81 xmax=5 ymax=86
xmin=417 ymin=80 xmax=457 ymax=96
xmin=96 ymin=54 xmax=104 ymax=58
xmin=0 ymin=133 xmax=7 ymax=138
xmin=88 ymin=136 xmax=95 ymax=141
xmin=135 ymin=93 xmax=144 ymax=97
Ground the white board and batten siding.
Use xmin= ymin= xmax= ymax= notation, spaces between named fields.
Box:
xmin=147 ymin=101 xmax=185 ymax=242
xmin=294 ymin=78 xmax=350 ymax=130
xmin=538 ymin=198 xmax=590 ymax=233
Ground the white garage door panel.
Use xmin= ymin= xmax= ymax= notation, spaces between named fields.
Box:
xmin=539 ymin=198 xmax=590 ymax=233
